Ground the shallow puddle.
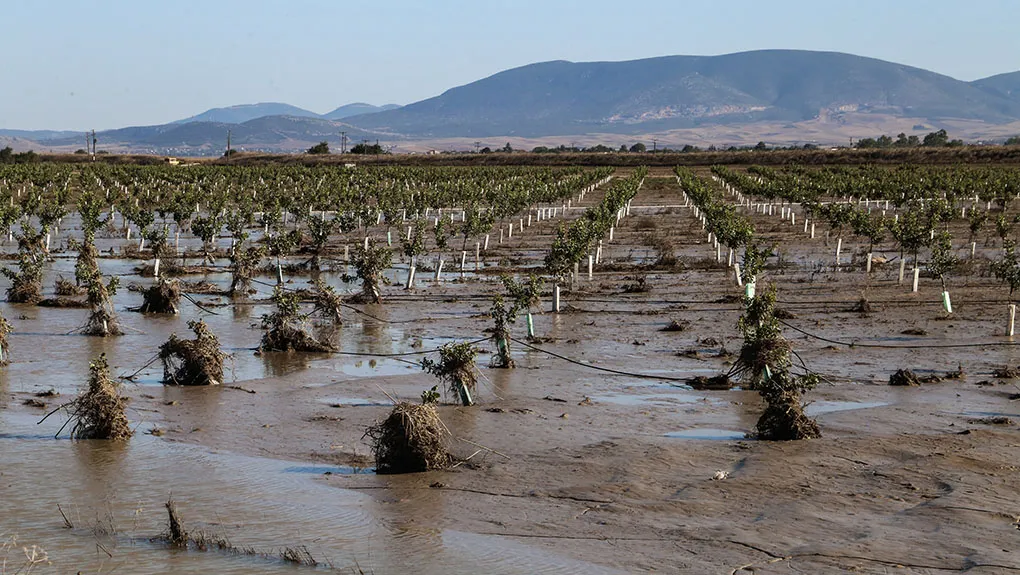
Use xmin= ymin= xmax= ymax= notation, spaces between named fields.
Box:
xmin=805 ymin=400 xmax=889 ymax=416
xmin=664 ymin=428 xmax=748 ymax=440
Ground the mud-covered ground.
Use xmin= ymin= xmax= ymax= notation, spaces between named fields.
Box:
xmin=3 ymin=168 xmax=1020 ymax=573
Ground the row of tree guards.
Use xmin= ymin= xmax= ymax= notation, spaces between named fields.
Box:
xmin=705 ymin=166 xmax=1020 ymax=336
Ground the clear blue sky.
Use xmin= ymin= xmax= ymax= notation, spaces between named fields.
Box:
xmin=2 ymin=0 xmax=1017 ymax=131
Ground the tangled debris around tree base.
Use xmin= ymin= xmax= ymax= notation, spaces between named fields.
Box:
xmin=54 ymin=276 xmax=84 ymax=296
xmin=753 ymin=393 xmax=821 ymax=441
xmin=135 ymin=280 xmax=181 ymax=314
xmin=61 ymin=353 xmax=132 ymax=440
xmin=159 ymin=320 xmax=225 ymax=386
xmin=260 ymin=323 xmax=336 ymax=353
xmin=365 ymin=402 xmax=451 ymax=474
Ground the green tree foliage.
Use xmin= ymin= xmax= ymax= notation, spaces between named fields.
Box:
xmin=350 ymin=143 xmax=384 ymax=154
xmin=307 ymin=141 xmax=330 ymax=155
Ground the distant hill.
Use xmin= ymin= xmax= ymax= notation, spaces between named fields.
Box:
xmin=40 ymin=115 xmax=382 ymax=154
xmin=972 ymin=71 xmax=1020 ymax=100
xmin=172 ymin=103 xmax=321 ymax=124
xmin=345 ymin=50 xmax=1020 ymax=137
xmin=13 ymin=50 xmax=1020 ymax=153
xmin=323 ymin=103 xmax=401 ymax=120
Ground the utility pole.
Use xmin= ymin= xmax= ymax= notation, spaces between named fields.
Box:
xmin=91 ymin=130 xmax=97 ymax=160
xmin=340 ymin=131 xmax=347 ymax=154
xmin=226 ymin=129 xmax=232 ymax=156
xmin=652 ymin=138 xmax=657 ymax=152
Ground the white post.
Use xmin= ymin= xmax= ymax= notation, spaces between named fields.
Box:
xmin=835 ymin=237 xmax=842 ymax=265
xmin=609 ymin=227 xmax=615 ymax=242
xmin=154 ymin=258 xmax=161 ymax=279
xmin=460 ymin=250 xmax=467 ymax=273
xmin=734 ymin=263 xmax=743 ymax=287
xmin=363 ymin=237 xmax=369 ymax=250
xmin=1009 ymin=304 xmax=1016 ymax=337
xmin=866 ymin=252 xmax=873 ymax=273
xmin=553 ymin=285 xmax=561 ymax=313
xmin=810 ymin=223 xmax=815 ymax=239
xmin=434 ymin=258 xmax=444 ymax=280
xmin=899 ymin=259 xmax=906 ymax=284
xmin=406 ymin=258 xmax=416 ymax=289
xmin=912 ymin=268 xmax=920 ymax=292
xmin=588 ymin=255 xmax=593 ymax=280
xmin=942 ymin=291 xmax=953 ymax=314
xmin=971 ymin=241 xmax=977 ymax=259
xmin=484 ymin=234 xmax=490 ymax=250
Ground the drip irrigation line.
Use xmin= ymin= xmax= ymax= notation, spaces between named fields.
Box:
xmin=180 ymin=292 xmax=222 ymax=315
xmin=322 ymin=337 xmax=490 ymax=359
xmin=776 ymin=318 xmax=1020 ymax=349
xmin=338 ymin=303 xmax=425 ymax=324
xmin=509 ymin=336 xmax=688 ymax=382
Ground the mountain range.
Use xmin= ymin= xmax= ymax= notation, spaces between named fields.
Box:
xmin=171 ymin=102 xmax=402 ymax=124
xmin=7 ymin=50 xmax=1020 ymax=154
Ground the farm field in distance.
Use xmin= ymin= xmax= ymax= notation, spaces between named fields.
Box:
xmin=1 ymin=160 xmax=1019 ymax=574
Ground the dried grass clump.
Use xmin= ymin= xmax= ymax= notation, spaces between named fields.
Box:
xmin=159 ymin=320 xmax=225 ymax=386
xmin=54 ymin=276 xmax=84 ymax=296
xmin=136 ymin=279 xmax=181 ymax=314
xmin=63 ymin=353 xmax=132 ymax=440
xmin=365 ymin=402 xmax=451 ymax=474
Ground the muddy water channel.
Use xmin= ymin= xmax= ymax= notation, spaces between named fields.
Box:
xmin=0 ymin=264 xmax=632 ymax=574
xmin=4 ymin=173 xmax=1020 ymax=572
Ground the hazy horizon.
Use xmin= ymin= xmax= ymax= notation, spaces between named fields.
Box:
xmin=2 ymin=0 xmax=1017 ymax=131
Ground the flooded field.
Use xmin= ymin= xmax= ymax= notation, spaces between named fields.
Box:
xmin=2 ymin=165 xmax=1020 ymax=573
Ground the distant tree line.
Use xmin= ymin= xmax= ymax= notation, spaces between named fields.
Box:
xmin=0 ymin=147 xmax=39 ymax=164
xmin=524 ymin=141 xmax=819 ymax=154
xmin=855 ymin=129 xmax=964 ymax=149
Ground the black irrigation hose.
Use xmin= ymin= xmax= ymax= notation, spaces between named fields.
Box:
xmin=776 ymin=317 xmax=1020 ymax=349
xmin=509 ymin=336 xmax=689 ymax=382
xmin=323 ymin=336 xmax=491 ymax=359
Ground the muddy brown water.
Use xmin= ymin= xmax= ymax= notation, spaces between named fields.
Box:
xmin=4 ymin=174 xmax=1020 ymax=572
